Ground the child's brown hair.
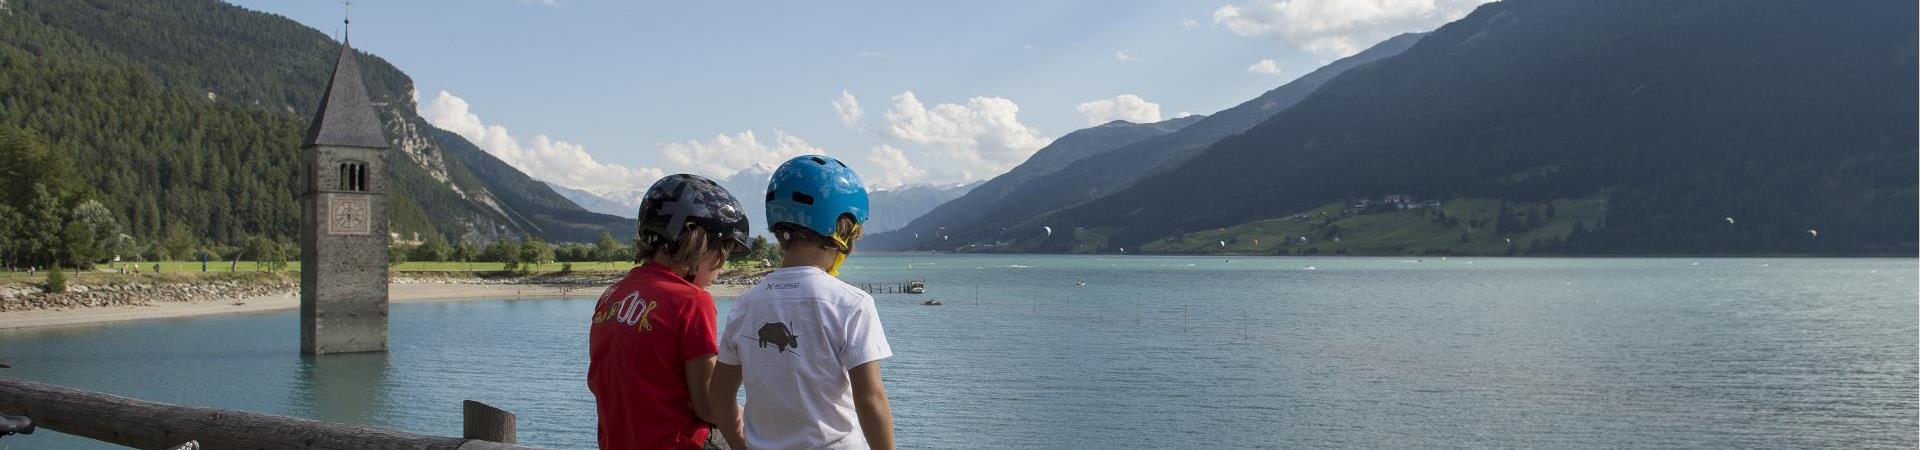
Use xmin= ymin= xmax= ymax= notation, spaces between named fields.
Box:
xmin=637 ymin=224 xmax=730 ymax=275
xmin=773 ymin=215 xmax=863 ymax=253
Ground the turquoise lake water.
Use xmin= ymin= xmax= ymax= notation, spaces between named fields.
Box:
xmin=0 ymin=255 xmax=1914 ymax=449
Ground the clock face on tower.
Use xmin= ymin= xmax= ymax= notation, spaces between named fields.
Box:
xmin=329 ymin=196 xmax=371 ymax=236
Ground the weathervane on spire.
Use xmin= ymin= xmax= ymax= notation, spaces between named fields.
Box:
xmin=343 ymin=0 xmax=351 ymax=41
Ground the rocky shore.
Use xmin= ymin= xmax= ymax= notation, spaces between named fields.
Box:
xmin=0 ymin=277 xmax=297 ymax=312
xmin=0 ymin=268 xmax=770 ymax=329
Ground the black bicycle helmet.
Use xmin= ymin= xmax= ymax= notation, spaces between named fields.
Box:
xmin=638 ymin=174 xmax=751 ymax=254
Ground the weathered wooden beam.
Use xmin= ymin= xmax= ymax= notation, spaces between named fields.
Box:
xmin=0 ymin=377 xmax=545 ymax=450
xmin=462 ymin=400 xmax=515 ymax=444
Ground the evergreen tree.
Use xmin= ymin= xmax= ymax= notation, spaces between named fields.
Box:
xmin=162 ymin=224 xmax=195 ymax=261
xmin=389 ymin=243 xmax=410 ymax=267
xmin=412 ymin=232 xmax=452 ymax=262
xmin=455 ymin=240 xmax=480 ymax=263
xmin=59 ymin=221 xmax=94 ymax=269
xmin=246 ymin=236 xmax=285 ymax=272
xmin=595 ymin=231 xmax=624 ymax=263
xmin=0 ymin=205 xmax=17 ymax=269
xmin=484 ymin=240 xmax=521 ymax=268
xmin=519 ymin=237 xmax=554 ymax=270
xmin=23 ymin=184 xmax=66 ymax=267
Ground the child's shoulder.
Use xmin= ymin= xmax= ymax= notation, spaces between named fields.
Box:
xmin=813 ymin=275 xmax=874 ymax=306
xmin=617 ymin=267 xmax=707 ymax=301
xmin=747 ymin=270 xmax=871 ymax=305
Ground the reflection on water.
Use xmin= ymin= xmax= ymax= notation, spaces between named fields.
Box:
xmin=291 ymin=352 xmax=391 ymax=426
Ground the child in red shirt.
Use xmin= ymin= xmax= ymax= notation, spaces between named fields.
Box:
xmin=590 ymin=174 xmax=751 ymax=449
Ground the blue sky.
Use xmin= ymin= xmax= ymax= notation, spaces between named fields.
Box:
xmin=228 ymin=0 xmax=1487 ymax=193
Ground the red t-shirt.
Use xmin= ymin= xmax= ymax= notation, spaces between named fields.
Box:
xmin=588 ymin=262 xmax=718 ymax=449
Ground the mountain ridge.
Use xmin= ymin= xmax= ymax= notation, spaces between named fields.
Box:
xmin=1054 ymin=0 xmax=1916 ymax=255
xmin=868 ymin=32 xmax=1426 ymax=251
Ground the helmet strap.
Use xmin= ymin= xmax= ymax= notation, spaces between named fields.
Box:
xmin=824 ymin=222 xmax=860 ymax=277
xmin=826 ymin=252 xmax=848 ymax=277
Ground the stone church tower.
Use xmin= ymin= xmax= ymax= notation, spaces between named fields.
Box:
xmin=300 ymin=39 xmax=391 ymax=354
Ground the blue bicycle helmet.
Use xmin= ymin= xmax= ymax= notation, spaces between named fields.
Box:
xmin=765 ymin=155 xmax=868 ymax=238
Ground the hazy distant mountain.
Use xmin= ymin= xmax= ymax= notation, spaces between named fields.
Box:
xmin=1058 ymin=0 xmax=1917 ymax=255
xmin=865 ymin=117 xmax=1205 ymax=249
xmin=548 ymin=182 xmax=637 ymax=217
xmin=869 ymin=32 xmax=1423 ymax=251
xmin=0 ymin=0 xmax=634 ymax=244
xmin=864 ymin=181 xmax=984 ymax=234
xmin=553 ymin=164 xmax=979 ymax=236
xmin=717 ymin=165 xmax=776 ymax=237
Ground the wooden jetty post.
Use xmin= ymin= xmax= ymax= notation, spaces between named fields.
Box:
xmin=0 ymin=377 xmax=542 ymax=450
xmin=851 ymin=280 xmax=926 ymax=295
xmin=463 ymin=400 xmax=516 ymax=444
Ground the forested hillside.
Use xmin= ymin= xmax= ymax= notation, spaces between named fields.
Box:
xmin=1053 ymin=0 xmax=1916 ymax=255
xmin=0 ymin=0 xmax=633 ymax=269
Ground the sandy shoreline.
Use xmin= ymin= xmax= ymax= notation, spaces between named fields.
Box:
xmin=0 ymin=282 xmax=749 ymax=331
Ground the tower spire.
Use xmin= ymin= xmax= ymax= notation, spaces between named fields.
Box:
xmin=303 ymin=24 xmax=387 ymax=149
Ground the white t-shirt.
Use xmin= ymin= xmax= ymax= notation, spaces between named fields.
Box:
xmin=718 ymin=266 xmax=893 ymax=450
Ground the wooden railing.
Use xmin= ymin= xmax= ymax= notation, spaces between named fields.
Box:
xmin=0 ymin=377 xmax=543 ymax=450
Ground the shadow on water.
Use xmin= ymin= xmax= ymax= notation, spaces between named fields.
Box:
xmin=290 ymin=352 xmax=393 ymax=427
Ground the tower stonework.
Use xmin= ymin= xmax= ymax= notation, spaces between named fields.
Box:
xmin=300 ymin=41 xmax=391 ymax=354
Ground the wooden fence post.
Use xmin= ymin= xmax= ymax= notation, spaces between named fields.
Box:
xmin=463 ymin=400 xmax=516 ymax=444
xmin=0 ymin=377 xmax=545 ymax=449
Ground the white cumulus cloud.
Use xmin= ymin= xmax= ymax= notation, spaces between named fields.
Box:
xmin=1075 ymin=94 xmax=1164 ymax=126
xmin=1115 ymin=50 xmax=1142 ymax=62
xmin=833 ymin=90 xmax=864 ymax=129
xmin=659 ymin=130 xmax=825 ymax=180
xmin=1247 ymin=59 xmax=1284 ymax=75
xmin=863 ymin=144 xmax=927 ymax=189
xmin=1213 ymin=0 xmax=1490 ymax=56
xmin=419 ymin=90 xmax=664 ymax=193
xmin=882 ymin=91 xmax=1052 ymax=180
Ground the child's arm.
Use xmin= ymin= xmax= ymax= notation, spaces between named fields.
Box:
xmin=683 ymin=354 xmax=716 ymax=424
xmin=709 ymin=362 xmax=748 ymax=450
xmin=849 ymin=361 xmax=895 ymax=450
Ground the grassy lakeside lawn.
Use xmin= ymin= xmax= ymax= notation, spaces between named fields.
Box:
xmin=1138 ymin=197 xmax=1604 ymax=256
